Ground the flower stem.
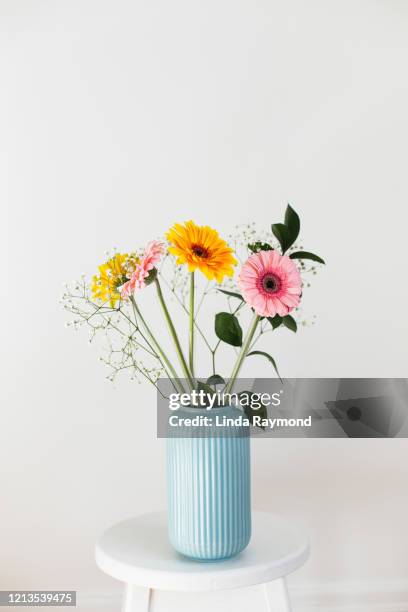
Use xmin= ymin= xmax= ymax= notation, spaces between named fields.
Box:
xmin=189 ymin=272 xmax=195 ymax=378
xmin=155 ymin=278 xmax=195 ymax=391
xmin=130 ymin=296 xmax=185 ymax=394
xmin=224 ymin=313 xmax=260 ymax=395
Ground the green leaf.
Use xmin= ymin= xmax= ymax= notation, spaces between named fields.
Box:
xmin=196 ymin=380 xmax=216 ymax=397
xmin=267 ymin=315 xmax=283 ymax=329
xmin=246 ymin=350 xmax=282 ymax=380
xmin=238 ymin=391 xmax=268 ymax=429
xmin=248 ymin=241 xmax=273 ymax=253
xmin=289 ymin=251 xmax=325 ymax=264
xmin=215 ymin=312 xmax=243 ymax=347
xmin=271 ymin=223 xmax=293 ymax=253
xmin=282 ymin=314 xmax=297 ymax=332
xmin=284 ymin=204 xmax=300 ymax=243
xmin=218 ymin=289 xmax=244 ymax=301
xmin=272 ymin=205 xmax=301 ymax=253
xmin=206 ymin=374 xmax=225 ymax=386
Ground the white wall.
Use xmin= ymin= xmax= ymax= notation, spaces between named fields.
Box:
xmin=1 ymin=0 xmax=408 ymax=609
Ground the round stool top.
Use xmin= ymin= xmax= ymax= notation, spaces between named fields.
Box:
xmin=95 ymin=511 xmax=309 ymax=591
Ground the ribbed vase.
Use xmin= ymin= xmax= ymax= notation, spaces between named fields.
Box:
xmin=167 ymin=405 xmax=251 ymax=561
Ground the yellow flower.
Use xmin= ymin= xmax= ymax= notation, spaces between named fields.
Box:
xmin=166 ymin=221 xmax=237 ymax=282
xmin=91 ymin=253 xmax=130 ymax=307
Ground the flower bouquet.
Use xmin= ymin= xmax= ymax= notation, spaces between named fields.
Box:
xmin=62 ymin=205 xmax=324 ymax=560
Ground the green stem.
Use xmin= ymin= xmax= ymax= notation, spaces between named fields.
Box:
xmin=224 ymin=314 xmax=260 ymax=395
xmin=155 ymin=279 xmax=195 ymax=390
xmin=189 ymin=272 xmax=195 ymax=378
xmin=160 ymin=273 xmax=213 ymax=352
xmin=130 ymin=296 xmax=185 ymax=394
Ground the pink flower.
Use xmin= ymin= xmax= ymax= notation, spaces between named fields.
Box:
xmin=120 ymin=265 xmax=147 ymax=298
xmin=121 ymin=240 xmax=164 ymax=299
xmin=143 ymin=240 xmax=165 ymax=272
xmin=238 ymin=250 xmax=302 ymax=317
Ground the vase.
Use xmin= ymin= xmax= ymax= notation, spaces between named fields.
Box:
xmin=166 ymin=404 xmax=251 ymax=561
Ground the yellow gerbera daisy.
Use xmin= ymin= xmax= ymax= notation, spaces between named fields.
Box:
xmin=166 ymin=221 xmax=237 ymax=282
xmin=91 ymin=252 xmax=130 ymax=308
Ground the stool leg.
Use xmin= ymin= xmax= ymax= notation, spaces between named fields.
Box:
xmin=122 ymin=585 xmax=151 ymax=612
xmin=263 ymin=578 xmax=292 ymax=612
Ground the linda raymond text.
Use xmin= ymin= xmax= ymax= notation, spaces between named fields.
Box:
xmin=168 ymin=414 xmax=312 ymax=429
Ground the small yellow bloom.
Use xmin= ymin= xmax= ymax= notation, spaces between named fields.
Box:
xmin=166 ymin=221 xmax=237 ymax=282
xmin=91 ymin=253 xmax=130 ymax=308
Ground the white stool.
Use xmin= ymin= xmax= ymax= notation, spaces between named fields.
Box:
xmin=95 ymin=511 xmax=309 ymax=612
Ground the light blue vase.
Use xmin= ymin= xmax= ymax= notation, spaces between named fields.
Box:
xmin=167 ymin=405 xmax=251 ymax=561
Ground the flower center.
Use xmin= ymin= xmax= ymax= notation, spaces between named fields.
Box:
xmin=262 ymin=273 xmax=280 ymax=294
xmin=192 ymin=244 xmax=209 ymax=259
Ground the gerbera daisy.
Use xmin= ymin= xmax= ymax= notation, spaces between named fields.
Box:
xmin=121 ymin=240 xmax=164 ymax=299
xmin=238 ymin=250 xmax=302 ymax=317
xmin=142 ymin=240 xmax=165 ymax=273
xmin=166 ymin=221 xmax=237 ymax=282
xmin=91 ymin=252 xmax=129 ymax=308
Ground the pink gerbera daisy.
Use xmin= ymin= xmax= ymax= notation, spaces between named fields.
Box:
xmin=143 ymin=240 xmax=165 ymax=272
xmin=121 ymin=240 xmax=164 ymax=299
xmin=238 ymin=250 xmax=302 ymax=317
